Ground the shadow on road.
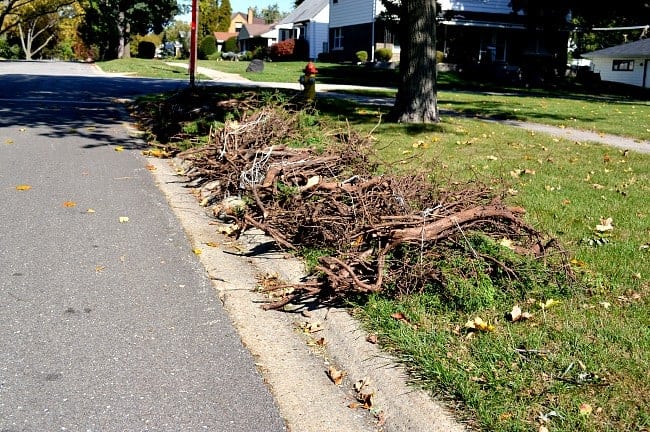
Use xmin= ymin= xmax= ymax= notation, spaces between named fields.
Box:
xmin=0 ymin=74 xmax=188 ymax=149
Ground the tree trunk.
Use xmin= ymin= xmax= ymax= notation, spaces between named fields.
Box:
xmin=389 ymin=0 xmax=439 ymax=123
xmin=117 ymin=10 xmax=130 ymax=59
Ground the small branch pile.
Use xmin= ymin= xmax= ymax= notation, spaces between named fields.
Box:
xmin=178 ymin=105 xmax=569 ymax=309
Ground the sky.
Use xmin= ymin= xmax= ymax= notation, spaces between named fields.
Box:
xmin=176 ymin=0 xmax=296 ymax=22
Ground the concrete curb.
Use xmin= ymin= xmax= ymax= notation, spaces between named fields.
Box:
xmin=145 ymin=156 xmax=469 ymax=432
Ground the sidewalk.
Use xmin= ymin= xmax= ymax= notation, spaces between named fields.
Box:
xmin=169 ymin=62 xmax=650 ymax=155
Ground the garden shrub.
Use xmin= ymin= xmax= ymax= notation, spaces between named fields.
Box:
xmin=356 ymin=50 xmax=368 ymax=63
xmin=223 ymin=36 xmax=238 ymax=53
xmin=375 ymin=47 xmax=393 ymax=62
xmin=199 ymin=35 xmax=217 ymax=59
xmin=137 ymin=41 xmax=156 ymax=59
xmin=270 ymin=39 xmax=295 ymax=61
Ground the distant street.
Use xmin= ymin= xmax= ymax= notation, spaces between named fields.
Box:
xmin=0 ymin=61 xmax=286 ymax=431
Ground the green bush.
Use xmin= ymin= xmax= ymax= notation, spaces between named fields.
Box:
xmin=375 ymin=47 xmax=393 ymax=62
xmin=0 ymin=35 xmax=21 ymax=59
xmin=355 ymin=50 xmax=368 ymax=63
xmin=223 ymin=36 xmax=238 ymax=53
xmin=137 ymin=41 xmax=156 ymax=59
xmin=199 ymin=35 xmax=217 ymax=59
xmin=132 ymin=34 xmax=161 ymax=57
xmin=251 ymin=46 xmax=269 ymax=60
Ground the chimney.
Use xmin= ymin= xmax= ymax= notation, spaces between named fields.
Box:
xmin=247 ymin=7 xmax=254 ymax=24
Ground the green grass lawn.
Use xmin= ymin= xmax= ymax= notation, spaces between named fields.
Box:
xmin=126 ymin=61 xmax=650 ymax=431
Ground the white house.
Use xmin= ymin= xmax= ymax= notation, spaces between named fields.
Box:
xmin=327 ymin=0 xmax=569 ymax=77
xmin=328 ymin=0 xmax=399 ymax=62
xmin=582 ymin=38 xmax=650 ymax=88
xmin=276 ymin=0 xmax=330 ymax=60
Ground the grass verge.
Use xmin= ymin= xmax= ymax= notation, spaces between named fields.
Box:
xmin=130 ymin=82 xmax=650 ymax=432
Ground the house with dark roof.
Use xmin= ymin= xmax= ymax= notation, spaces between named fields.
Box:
xmin=237 ymin=23 xmax=279 ymax=52
xmin=229 ymin=8 xmax=265 ymax=34
xmin=276 ymin=0 xmax=329 ymax=60
xmin=582 ymin=38 xmax=650 ymax=88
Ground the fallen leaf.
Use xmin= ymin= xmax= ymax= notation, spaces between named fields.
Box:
xmin=5 ymin=138 xmax=14 ymax=144
xmin=86 ymin=208 xmax=96 ymax=213
xmin=595 ymin=217 xmax=613 ymax=232
xmin=465 ymin=316 xmax=495 ymax=332
xmin=539 ymin=298 xmax=560 ymax=310
xmin=599 ymin=301 xmax=611 ymax=309
xmin=486 ymin=155 xmax=498 ymax=161
xmin=366 ymin=334 xmax=378 ymax=344
xmin=142 ymin=148 xmax=170 ymax=158
xmin=579 ymin=403 xmax=593 ymax=416
xmin=391 ymin=312 xmax=416 ymax=328
xmin=204 ymin=241 xmax=219 ymax=247
xmin=95 ymin=265 xmax=106 ymax=273
xmin=114 ymin=146 xmax=124 ymax=152
xmin=15 ymin=184 xmax=31 ymax=191
xmin=327 ymin=366 xmax=345 ymax=386
xmin=118 ymin=216 xmax=129 ymax=223
xmin=508 ymin=305 xmax=522 ymax=322
xmin=63 ymin=201 xmax=76 ymax=208
xmin=192 ymin=248 xmax=202 ymax=255
xmin=145 ymin=164 xmax=157 ymax=171
xmin=300 ymin=321 xmax=323 ymax=333
xmin=570 ymin=258 xmax=586 ymax=267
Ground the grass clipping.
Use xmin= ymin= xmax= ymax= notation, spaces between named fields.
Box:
xmin=176 ymin=100 xmax=573 ymax=310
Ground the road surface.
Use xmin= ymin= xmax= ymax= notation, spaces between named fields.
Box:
xmin=0 ymin=61 xmax=286 ymax=431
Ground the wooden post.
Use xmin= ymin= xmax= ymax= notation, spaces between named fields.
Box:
xmin=189 ymin=0 xmax=198 ymax=86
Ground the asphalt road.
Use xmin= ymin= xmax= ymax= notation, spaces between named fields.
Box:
xmin=0 ymin=61 xmax=286 ymax=431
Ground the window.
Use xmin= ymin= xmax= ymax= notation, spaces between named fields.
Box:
xmin=333 ymin=28 xmax=343 ymax=49
xmin=612 ymin=60 xmax=634 ymax=71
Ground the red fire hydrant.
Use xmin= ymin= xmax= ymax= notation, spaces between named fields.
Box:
xmin=299 ymin=62 xmax=318 ymax=101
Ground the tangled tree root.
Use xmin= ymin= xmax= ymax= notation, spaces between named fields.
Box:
xmin=174 ymin=100 xmax=572 ymax=310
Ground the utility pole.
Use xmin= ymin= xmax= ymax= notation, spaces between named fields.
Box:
xmin=189 ymin=0 xmax=198 ymax=86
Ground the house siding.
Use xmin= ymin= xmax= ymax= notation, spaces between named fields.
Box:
xmin=438 ymin=0 xmax=514 ymax=15
xmin=308 ymin=22 xmax=330 ymax=59
xmin=591 ymin=57 xmax=648 ymax=88
xmin=329 ymin=0 xmax=383 ymax=27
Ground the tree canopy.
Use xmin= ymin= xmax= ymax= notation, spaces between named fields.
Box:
xmin=78 ymin=0 xmax=178 ymax=60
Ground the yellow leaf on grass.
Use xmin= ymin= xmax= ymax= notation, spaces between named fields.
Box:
xmin=539 ymin=298 xmax=560 ymax=310
xmin=63 ymin=201 xmax=76 ymax=208
xmin=16 ymin=184 xmax=32 ymax=191
xmin=465 ymin=316 xmax=495 ymax=332
xmin=579 ymin=403 xmax=593 ymax=416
